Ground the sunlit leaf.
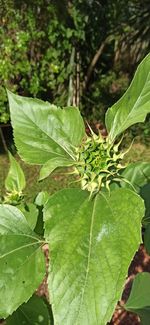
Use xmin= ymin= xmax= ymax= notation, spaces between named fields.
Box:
xmin=5 ymin=152 xmax=26 ymax=193
xmin=44 ymin=188 xmax=144 ymax=324
xmin=7 ymin=91 xmax=85 ymax=165
xmin=0 ymin=204 xmax=45 ymax=318
xmin=106 ymin=54 xmax=150 ymax=141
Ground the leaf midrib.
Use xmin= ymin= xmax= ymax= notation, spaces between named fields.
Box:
xmin=76 ymin=196 xmax=97 ymax=324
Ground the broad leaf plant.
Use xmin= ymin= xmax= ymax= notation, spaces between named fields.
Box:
xmin=1 ymin=54 xmax=150 ymax=324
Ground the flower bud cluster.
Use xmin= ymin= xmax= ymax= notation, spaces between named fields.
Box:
xmin=75 ymin=133 xmax=125 ymax=195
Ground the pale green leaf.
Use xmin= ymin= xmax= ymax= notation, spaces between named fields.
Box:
xmin=6 ymin=295 xmax=53 ymax=325
xmin=35 ymin=191 xmax=49 ymax=206
xmin=125 ymin=272 xmax=150 ymax=325
xmin=105 ymin=54 xmax=150 ymax=141
xmin=7 ymin=90 xmax=85 ymax=164
xmin=5 ymin=152 xmax=26 ymax=193
xmin=0 ymin=204 xmax=45 ymax=318
xmin=39 ymin=157 xmax=74 ymax=180
xmin=0 ymin=204 xmax=32 ymax=235
xmin=44 ymin=188 xmax=144 ymax=325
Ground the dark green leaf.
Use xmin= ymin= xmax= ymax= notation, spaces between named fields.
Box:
xmin=6 ymin=295 xmax=53 ymax=325
xmin=106 ymin=54 xmax=150 ymax=141
xmin=141 ymin=183 xmax=150 ymax=222
xmin=125 ymin=272 xmax=150 ymax=325
xmin=144 ymin=224 xmax=150 ymax=255
xmin=44 ymin=188 xmax=144 ymax=325
xmin=121 ymin=162 xmax=150 ymax=192
xmin=142 ymin=183 xmax=150 ymax=253
xmin=0 ymin=204 xmax=45 ymax=318
xmin=5 ymin=152 xmax=26 ymax=193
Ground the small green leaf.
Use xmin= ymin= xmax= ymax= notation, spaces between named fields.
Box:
xmin=106 ymin=54 xmax=150 ymax=141
xmin=0 ymin=204 xmax=45 ymax=318
xmin=121 ymin=162 xmax=150 ymax=192
xmin=7 ymin=90 xmax=85 ymax=165
xmin=18 ymin=203 xmax=39 ymax=230
xmin=35 ymin=191 xmax=49 ymax=206
xmin=44 ymin=188 xmax=144 ymax=325
xmin=6 ymin=295 xmax=53 ymax=325
xmin=39 ymin=157 xmax=74 ymax=180
xmin=125 ymin=272 xmax=150 ymax=325
xmin=5 ymin=152 xmax=26 ymax=193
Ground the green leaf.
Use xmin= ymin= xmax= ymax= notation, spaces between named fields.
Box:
xmin=125 ymin=272 xmax=150 ymax=325
xmin=141 ymin=183 xmax=150 ymax=252
xmin=5 ymin=152 xmax=26 ymax=193
xmin=0 ymin=204 xmax=45 ymax=318
xmin=39 ymin=157 xmax=74 ymax=180
xmin=18 ymin=203 xmax=39 ymax=230
xmin=141 ymin=183 xmax=150 ymax=222
xmin=6 ymin=295 xmax=53 ymax=325
xmin=35 ymin=191 xmax=49 ymax=206
xmin=105 ymin=54 xmax=150 ymax=141
xmin=44 ymin=188 xmax=144 ymax=325
xmin=144 ymin=224 xmax=150 ymax=255
xmin=121 ymin=162 xmax=150 ymax=192
xmin=7 ymin=90 xmax=85 ymax=164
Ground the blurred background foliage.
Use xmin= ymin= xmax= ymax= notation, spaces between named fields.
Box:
xmin=0 ymin=0 xmax=150 ymax=134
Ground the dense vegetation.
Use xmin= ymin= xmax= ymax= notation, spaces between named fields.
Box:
xmin=1 ymin=0 xmax=150 ymax=124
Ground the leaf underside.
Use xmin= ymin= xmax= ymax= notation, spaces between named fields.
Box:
xmin=44 ymin=188 xmax=144 ymax=325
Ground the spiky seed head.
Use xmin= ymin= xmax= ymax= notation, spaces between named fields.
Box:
xmin=75 ymin=133 xmax=126 ymax=195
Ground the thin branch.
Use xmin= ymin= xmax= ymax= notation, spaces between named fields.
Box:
xmin=83 ymin=39 xmax=108 ymax=90
xmin=67 ymin=47 xmax=75 ymax=106
xmin=0 ymin=127 xmax=7 ymax=152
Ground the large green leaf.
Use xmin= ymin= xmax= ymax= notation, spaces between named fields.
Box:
xmin=7 ymin=90 xmax=85 ymax=164
xmin=125 ymin=272 xmax=150 ymax=325
xmin=105 ymin=54 xmax=150 ymax=141
xmin=6 ymin=295 xmax=53 ymax=325
xmin=5 ymin=152 xmax=26 ymax=193
xmin=44 ymin=188 xmax=144 ymax=325
xmin=0 ymin=204 xmax=45 ymax=318
xmin=121 ymin=162 xmax=150 ymax=192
